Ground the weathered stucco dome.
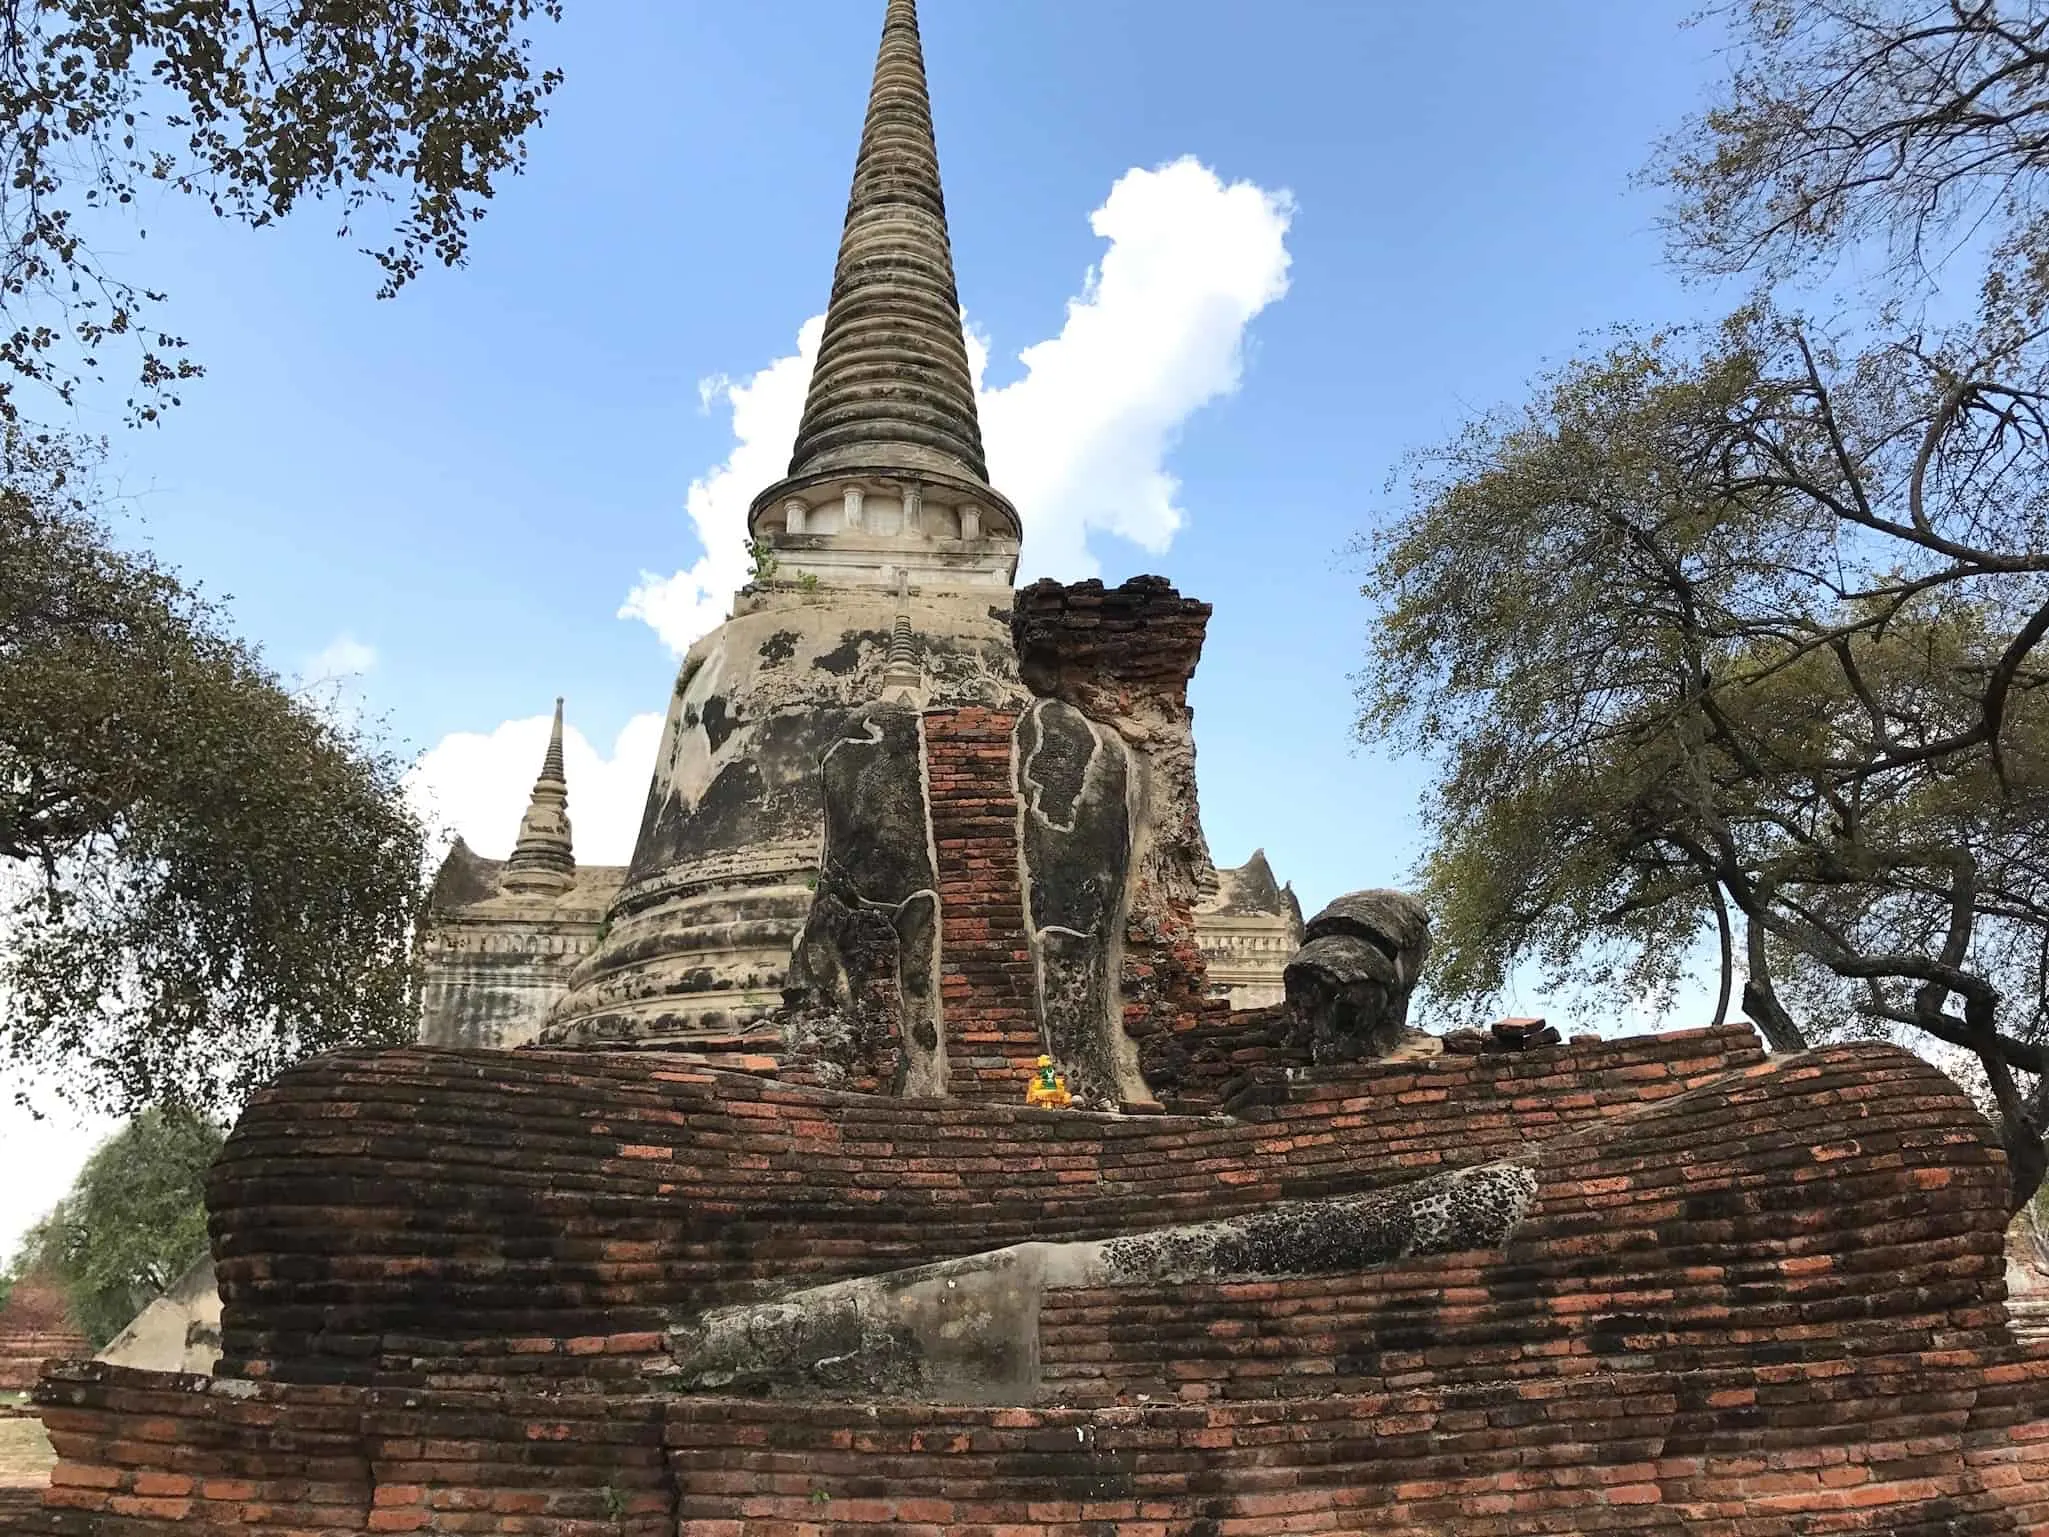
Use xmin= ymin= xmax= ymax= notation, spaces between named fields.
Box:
xmin=539 ymin=590 xmax=1024 ymax=1046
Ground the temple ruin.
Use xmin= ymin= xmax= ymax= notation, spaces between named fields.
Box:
xmin=10 ymin=2 xmax=2049 ymax=1532
xmin=417 ymin=702 xmax=629 ymax=1051
xmin=415 ymin=717 xmax=1300 ymax=1053
xmin=0 ymin=1272 xmax=84 ymax=1396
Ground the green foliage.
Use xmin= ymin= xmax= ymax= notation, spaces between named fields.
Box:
xmin=797 ymin=571 xmax=821 ymax=595
xmin=746 ymin=538 xmax=779 ymax=584
xmin=9 ymin=1108 xmax=224 ymax=1349
xmin=0 ymin=0 xmax=549 ymax=1111
xmin=1362 ymin=313 xmax=2049 ymax=1204
xmin=1373 ymin=315 xmax=2042 ymax=967
xmin=1 ymin=428 xmax=430 ymax=1116
xmin=1363 ymin=0 xmax=2049 ymax=1212
xmin=0 ymin=0 xmax=562 ymax=425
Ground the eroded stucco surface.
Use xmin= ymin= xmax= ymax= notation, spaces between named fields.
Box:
xmin=541 ymin=589 xmax=1024 ymax=1048
xmin=660 ymin=1159 xmax=1539 ymax=1401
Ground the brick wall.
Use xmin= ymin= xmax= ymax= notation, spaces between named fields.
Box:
xmin=22 ymin=1350 xmax=2049 ymax=1535
xmin=1122 ymin=887 xmax=1233 ymax=1103
xmin=1234 ymin=1026 xmax=1770 ymax=1200
xmin=1149 ymin=1000 xmax=1304 ymax=1111
xmin=17 ymin=1032 xmax=2049 ymax=1533
xmin=921 ymin=706 xmax=1045 ymax=1099
xmin=660 ymin=1365 xmax=2049 ymax=1535
xmin=1010 ymin=576 xmax=1212 ymax=711
xmin=26 ymin=1365 xmax=673 ymax=1537
xmin=203 ymin=1028 xmax=1764 ymax=1387
xmin=1041 ymin=1045 xmax=2006 ymax=1403
xmin=1014 ymin=576 xmax=1223 ymax=1090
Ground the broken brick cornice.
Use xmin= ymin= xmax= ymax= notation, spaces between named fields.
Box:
xmin=1011 ymin=576 xmax=1214 ymax=712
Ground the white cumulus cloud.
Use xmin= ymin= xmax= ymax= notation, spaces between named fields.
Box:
xmin=428 ymin=157 xmax=1292 ymax=854
xmin=986 ymin=156 xmax=1295 ymax=579
xmin=618 ymin=316 xmax=826 ymax=657
xmin=406 ymin=710 xmax=665 ymax=868
xmin=621 ymin=157 xmax=1294 ymax=656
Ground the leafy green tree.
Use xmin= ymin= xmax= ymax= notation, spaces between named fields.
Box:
xmin=1363 ymin=4 xmax=2049 ymax=1207
xmin=1362 ymin=305 xmax=2049 ymax=1204
xmin=2 ymin=428 xmax=429 ymax=1115
xmin=0 ymin=0 xmax=562 ymax=424
xmin=0 ymin=3 xmax=554 ymax=1104
xmin=7 ymin=1109 xmax=223 ymax=1348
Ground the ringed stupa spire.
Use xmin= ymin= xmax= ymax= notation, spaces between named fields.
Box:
xmin=500 ymin=697 xmax=576 ymax=895
xmin=790 ymin=0 xmax=985 ymax=484
xmin=748 ymin=0 xmax=1020 ymax=585
xmin=539 ymin=0 xmax=1032 ymax=1052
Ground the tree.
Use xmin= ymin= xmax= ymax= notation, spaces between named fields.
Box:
xmin=1361 ymin=305 xmax=2049 ymax=1206
xmin=1656 ymin=2 xmax=2049 ymax=299
xmin=1 ymin=428 xmax=429 ymax=1115
xmin=0 ymin=0 xmax=561 ymax=425
xmin=1363 ymin=0 xmax=2049 ymax=1211
xmin=0 ymin=3 xmax=555 ymax=1105
xmin=7 ymin=1108 xmax=223 ymax=1348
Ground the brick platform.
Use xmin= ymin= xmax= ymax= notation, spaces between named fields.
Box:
xmin=11 ymin=1034 xmax=2049 ymax=1533
xmin=16 ymin=1351 xmax=2048 ymax=1537
xmin=197 ymin=1027 xmax=1760 ymax=1386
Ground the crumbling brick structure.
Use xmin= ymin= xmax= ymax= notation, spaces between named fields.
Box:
xmin=10 ymin=1025 xmax=2049 ymax=1534
xmin=0 ymin=1273 xmax=85 ymax=1394
xmin=779 ymin=576 xmax=1229 ymax=1111
xmin=924 ymin=706 xmax=1043 ymax=1099
xmin=15 ymin=6 xmax=2049 ymax=1531
xmin=1010 ymin=576 xmax=1228 ymax=1109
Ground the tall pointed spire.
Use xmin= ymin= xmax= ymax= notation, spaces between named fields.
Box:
xmin=501 ymin=698 xmax=576 ymax=895
xmin=748 ymin=0 xmax=1019 ymax=565
xmin=792 ymin=0 xmax=985 ymax=484
xmin=540 ymin=696 xmax=567 ymax=781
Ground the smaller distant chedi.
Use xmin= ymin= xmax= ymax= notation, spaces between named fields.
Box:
xmin=18 ymin=4 xmax=2049 ymax=1535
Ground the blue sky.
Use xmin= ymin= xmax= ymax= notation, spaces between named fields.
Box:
xmin=4 ymin=1 xmax=1738 ymax=1248
xmin=83 ymin=0 xmax=1730 ymax=891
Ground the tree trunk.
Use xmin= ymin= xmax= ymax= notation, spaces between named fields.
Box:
xmin=1741 ymin=915 xmax=1809 ymax=1053
xmin=2001 ymin=1121 xmax=2048 ymax=1214
xmin=1999 ymin=1076 xmax=2049 ymax=1213
xmin=1740 ymin=978 xmax=1809 ymax=1054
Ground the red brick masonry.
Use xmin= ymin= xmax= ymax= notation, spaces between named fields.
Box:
xmin=922 ymin=707 xmax=1044 ymax=1099
xmin=0 ymin=1276 xmax=87 ymax=1394
xmin=200 ymin=1027 xmax=1765 ymax=1386
xmin=14 ymin=1027 xmax=2049 ymax=1533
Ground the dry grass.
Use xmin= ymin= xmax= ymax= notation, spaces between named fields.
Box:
xmin=0 ymin=1417 xmax=54 ymax=1489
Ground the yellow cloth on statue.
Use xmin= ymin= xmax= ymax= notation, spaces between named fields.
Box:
xmin=1025 ymin=1066 xmax=1072 ymax=1108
